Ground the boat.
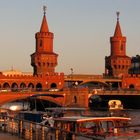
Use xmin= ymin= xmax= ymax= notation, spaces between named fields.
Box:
xmin=53 ymin=116 xmax=140 ymax=140
xmin=108 ymin=100 xmax=123 ymax=110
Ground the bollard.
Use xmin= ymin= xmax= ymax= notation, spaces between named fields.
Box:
xmin=30 ymin=123 xmax=33 ymax=140
xmin=35 ymin=126 xmax=38 ymax=140
xmin=4 ymin=116 xmax=6 ymax=132
xmin=11 ymin=118 xmax=14 ymax=135
xmin=72 ymin=134 xmax=75 ymax=140
xmin=55 ymin=129 xmax=59 ymax=140
xmin=25 ymin=129 xmax=30 ymax=139
xmin=19 ymin=120 xmax=23 ymax=137
xmin=63 ymin=132 xmax=66 ymax=140
xmin=41 ymin=126 xmax=45 ymax=140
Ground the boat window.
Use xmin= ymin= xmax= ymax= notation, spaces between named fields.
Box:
xmin=100 ymin=121 xmax=114 ymax=133
xmin=115 ymin=120 xmax=129 ymax=132
xmin=79 ymin=122 xmax=98 ymax=133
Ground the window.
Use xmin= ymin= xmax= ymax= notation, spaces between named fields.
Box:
xmin=40 ymin=40 xmax=42 ymax=47
xmin=121 ymin=45 xmax=123 ymax=51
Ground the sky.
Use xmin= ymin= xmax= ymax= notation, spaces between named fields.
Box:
xmin=0 ymin=0 xmax=140 ymax=75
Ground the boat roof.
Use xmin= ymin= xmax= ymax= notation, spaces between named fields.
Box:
xmin=45 ymin=107 xmax=86 ymax=111
xmin=54 ymin=116 xmax=131 ymax=123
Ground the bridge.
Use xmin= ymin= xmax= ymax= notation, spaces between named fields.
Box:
xmin=64 ymin=74 xmax=122 ymax=87
xmin=0 ymin=91 xmax=65 ymax=107
xmin=0 ymin=88 xmax=89 ymax=108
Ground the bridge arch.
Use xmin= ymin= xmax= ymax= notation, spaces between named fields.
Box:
xmin=0 ymin=94 xmax=63 ymax=108
xmin=79 ymin=81 xmax=109 ymax=88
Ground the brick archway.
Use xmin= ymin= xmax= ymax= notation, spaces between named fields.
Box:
xmin=0 ymin=93 xmax=63 ymax=107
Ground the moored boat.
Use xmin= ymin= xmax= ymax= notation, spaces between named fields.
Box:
xmin=53 ymin=116 xmax=140 ymax=140
xmin=108 ymin=100 xmax=123 ymax=110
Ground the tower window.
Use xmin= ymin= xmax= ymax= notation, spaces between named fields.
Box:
xmin=114 ymin=65 xmax=117 ymax=69
xmin=38 ymin=62 xmax=41 ymax=67
xmin=40 ymin=40 xmax=42 ymax=47
xmin=121 ymin=45 xmax=123 ymax=51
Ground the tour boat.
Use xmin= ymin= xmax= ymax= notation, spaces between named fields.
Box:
xmin=53 ymin=116 xmax=140 ymax=140
xmin=108 ymin=100 xmax=123 ymax=110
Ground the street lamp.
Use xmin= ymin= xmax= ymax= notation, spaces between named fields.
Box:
xmin=70 ymin=68 xmax=73 ymax=87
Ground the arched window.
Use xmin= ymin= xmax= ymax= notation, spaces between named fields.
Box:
xmin=3 ymin=83 xmax=10 ymax=89
xmin=121 ymin=45 xmax=123 ymax=51
xmin=36 ymin=83 xmax=42 ymax=91
xmin=28 ymin=83 xmax=34 ymax=90
xmin=129 ymin=84 xmax=135 ymax=89
xmin=20 ymin=83 xmax=26 ymax=90
xmin=11 ymin=83 xmax=18 ymax=92
xmin=74 ymin=96 xmax=77 ymax=103
xmin=50 ymin=83 xmax=57 ymax=89
xmin=40 ymin=40 xmax=42 ymax=47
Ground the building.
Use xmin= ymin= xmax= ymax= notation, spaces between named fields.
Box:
xmin=0 ymin=7 xmax=64 ymax=91
xmin=105 ymin=12 xmax=131 ymax=78
xmin=129 ymin=55 xmax=140 ymax=74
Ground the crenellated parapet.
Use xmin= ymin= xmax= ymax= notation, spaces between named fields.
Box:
xmin=35 ymin=32 xmax=54 ymax=39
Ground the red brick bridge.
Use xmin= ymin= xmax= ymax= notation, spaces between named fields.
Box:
xmin=0 ymin=88 xmax=89 ymax=108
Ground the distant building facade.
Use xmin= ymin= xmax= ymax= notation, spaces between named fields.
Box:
xmin=129 ymin=55 xmax=140 ymax=74
xmin=0 ymin=8 xmax=64 ymax=91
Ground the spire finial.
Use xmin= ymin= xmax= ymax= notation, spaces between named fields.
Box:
xmin=43 ymin=5 xmax=47 ymax=15
xmin=116 ymin=11 xmax=120 ymax=21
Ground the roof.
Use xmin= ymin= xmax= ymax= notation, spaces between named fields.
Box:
xmin=114 ymin=20 xmax=122 ymax=37
xmin=54 ymin=116 xmax=131 ymax=123
xmin=40 ymin=14 xmax=49 ymax=32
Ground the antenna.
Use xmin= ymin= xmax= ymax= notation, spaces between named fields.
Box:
xmin=116 ymin=11 xmax=120 ymax=21
xmin=43 ymin=5 xmax=47 ymax=15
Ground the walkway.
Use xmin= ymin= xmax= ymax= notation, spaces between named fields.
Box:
xmin=0 ymin=132 xmax=23 ymax=140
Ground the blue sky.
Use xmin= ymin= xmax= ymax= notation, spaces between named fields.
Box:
xmin=0 ymin=0 xmax=140 ymax=75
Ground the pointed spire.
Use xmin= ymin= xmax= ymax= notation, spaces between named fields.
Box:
xmin=114 ymin=11 xmax=122 ymax=37
xmin=40 ymin=6 xmax=49 ymax=32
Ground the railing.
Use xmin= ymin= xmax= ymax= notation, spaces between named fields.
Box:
xmin=95 ymin=89 xmax=140 ymax=95
xmin=0 ymin=88 xmax=63 ymax=93
xmin=0 ymin=115 xmax=104 ymax=140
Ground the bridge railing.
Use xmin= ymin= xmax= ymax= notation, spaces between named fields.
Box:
xmin=0 ymin=88 xmax=64 ymax=93
xmin=94 ymin=89 xmax=140 ymax=95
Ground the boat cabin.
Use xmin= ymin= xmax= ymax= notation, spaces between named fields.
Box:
xmin=108 ymin=100 xmax=123 ymax=110
xmin=54 ymin=116 xmax=131 ymax=139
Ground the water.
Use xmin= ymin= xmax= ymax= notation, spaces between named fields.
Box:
xmin=125 ymin=109 xmax=140 ymax=124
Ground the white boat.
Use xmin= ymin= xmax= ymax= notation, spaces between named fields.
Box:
xmin=108 ymin=100 xmax=123 ymax=110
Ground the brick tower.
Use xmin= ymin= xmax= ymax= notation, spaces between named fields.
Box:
xmin=105 ymin=12 xmax=131 ymax=77
xmin=31 ymin=6 xmax=58 ymax=76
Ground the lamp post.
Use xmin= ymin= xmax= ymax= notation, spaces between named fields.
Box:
xmin=70 ymin=68 xmax=73 ymax=87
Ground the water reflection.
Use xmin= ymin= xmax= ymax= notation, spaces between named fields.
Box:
xmin=0 ymin=102 xmax=29 ymax=111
